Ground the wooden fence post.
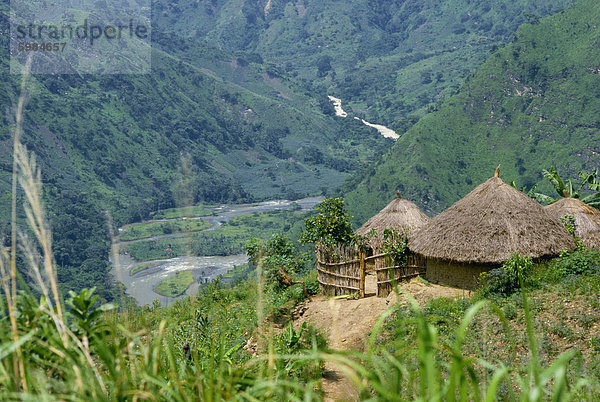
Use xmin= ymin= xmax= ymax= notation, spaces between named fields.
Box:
xmin=359 ymin=251 xmax=365 ymax=298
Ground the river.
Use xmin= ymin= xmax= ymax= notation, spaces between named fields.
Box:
xmin=109 ymin=196 xmax=324 ymax=306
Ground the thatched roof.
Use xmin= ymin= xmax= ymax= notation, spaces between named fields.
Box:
xmin=410 ymin=171 xmax=576 ymax=264
xmin=544 ymin=197 xmax=600 ymax=249
xmin=356 ymin=192 xmax=430 ymax=248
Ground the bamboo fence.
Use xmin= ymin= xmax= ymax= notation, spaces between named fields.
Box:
xmin=316 ymin=244 xmax=425 ymax=298
xmin=316 ymin=243 xmax=364 ymax=297
xmin=373 ymin=252 xmax=425 ymax=297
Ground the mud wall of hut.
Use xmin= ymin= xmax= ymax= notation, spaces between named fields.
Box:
xmin=424 ymin=258 xmax=497 ymax=290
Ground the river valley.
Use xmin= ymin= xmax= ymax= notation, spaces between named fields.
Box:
xmin=110 ymin=197 xmax=323 ymax=306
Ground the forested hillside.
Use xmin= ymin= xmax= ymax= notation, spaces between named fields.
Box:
xmin=1 ymin=0 xmax=583 ymax=296
xmin=154 ymin=0 xmax=574 ymax=131
xmin=345 ymin=0 xmax=600 ymax=225
xmin=1 ymin=3 xmax=382 ymax=297
xmin=4 ymin=0 xmax=600 ymax=399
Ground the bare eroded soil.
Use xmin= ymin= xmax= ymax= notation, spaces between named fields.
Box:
xmin=295 ymin=274 xmax=467 ymax=401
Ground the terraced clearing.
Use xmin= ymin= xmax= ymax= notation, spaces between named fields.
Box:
xmin=123 ymin=209 xmax=311 ymax=262
xmin=119 ymin=218 xmax=211 ymax=241
xmin=151 ymin=205 xmax=214 ymax=219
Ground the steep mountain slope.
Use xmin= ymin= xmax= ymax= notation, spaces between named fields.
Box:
xmin=2 ymin=32 xmax=378 ymax=213
xmin=345 ymin=0 xmax=600 ymax=225
xmin=1 ymin=4 xmax=382 ymax=297
xmin=154 ymin=0 xmax=575 ymax=131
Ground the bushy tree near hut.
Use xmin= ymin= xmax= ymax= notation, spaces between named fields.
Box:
xmin=245 ymin=234 xmax=310 ymax=292
xmin=300 ymin=197 xmax=354 ymax=246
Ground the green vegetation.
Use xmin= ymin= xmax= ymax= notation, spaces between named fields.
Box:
xmin=544 ymin=248 xmax=600 ymax=283
xmin=9 ymin=1 xmax=600 ymax=398
xmin=154 ymin=271 xmax=195 ymax=298
xmin=245 ymin=234 xmax=312 ymax=292
xmin=4 ymin=129 xmax=600 ymax=399
xmin=8 ymin=263 xmax=600 ymax=400
xmin=220 ymin=264 xmax=249 ymax=279
xmin=533 ymin=167 xmax=600 ymax=206
xmin=3 ymin=0 xmax=583 ymax=297
xmin=381 ymin=228 xmax=410 ymax=266
xmin=155 ymin=0 xmax=574 ymax=127
xmin=346 ymin=0 xmax=600 ymax=224
xmin=379 ymin=252 xmax=600 ymax=400
xmin=0 ymin=0 xmax=390 ymax=297
xmin=1 ymin=275 xmax=327 ymax=399
xmin=120 ymin=219 xmax=210 ymax=241
xmin=7 ymin=253 xmax=600 ymax=400
xmin=478 ymin=253 xmax=534 ymax=298
xmin=130 ymin=263 xmax=160 ymax=276
xmin=300 ymin=197 xmax=354 ymax=246
xmin=125 ymin=209 xmax=313 ymax=261
xmin=2 ymin=134 xmax=326 ymax=396
xmin=152 ymin=205 xmax=214 ymax=219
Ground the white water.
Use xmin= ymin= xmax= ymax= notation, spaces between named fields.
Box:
xmin=327 ymin=95 xmax=348 ymax=117
xmin=329 ymin=96 xmax=399 ymax=140
xmin=359 ymin=119 xmax=399 ymax=140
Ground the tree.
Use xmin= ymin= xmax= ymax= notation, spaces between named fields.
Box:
xmin=299 ymin=197 xmax=353 ymax=246
xmin=536 ymin=167 xmax=600 ymax=207
xmin=245 ymin=234 xmax=310 ymax=293
xmin=316 ymin=55 xmax=332 ymax=77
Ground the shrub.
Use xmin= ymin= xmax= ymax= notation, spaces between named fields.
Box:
xmin=423 ymin=297 xmax=471 ymax=335
xmin=591 ymin=336 xmax=600 ymax=354
xmin=550 ymin=322 xmax=574 ymax=341
xmin=299 ymin=197 xmax=354 ymax=246
xmin=478 ymin=253 xmax=533 ymax=298
xmin=503 ymin=302 xmax=517 ymax=320
xmin=560 ymin=214 xmax=583 ymax=249
xmin=546 ymin=248 xmax=600 ymax=282
xmin=381 ymin=228 xmax=409 ymax=266
xmin=245 ymin=233 xmax=311 ymax=293
xmin=574 ymin=310 xmax=600 ymax=330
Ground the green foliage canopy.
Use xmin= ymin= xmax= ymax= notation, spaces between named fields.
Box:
xmin=381 ymin=228 xmax=410 ymax=266
xmin=299 ymin=197 xmax=354 ymax=246
xmin=245 ymin=233 xmax=310 ymax=290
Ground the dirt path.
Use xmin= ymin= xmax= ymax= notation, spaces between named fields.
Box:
xmin=295 ymin=274 xmax=467 ymax=401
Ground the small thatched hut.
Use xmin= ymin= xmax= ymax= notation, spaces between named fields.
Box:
xmin=544 ymin=196 xmax=600 ymax=249
xmin=410 ymin=167 xmax=576 ymax=289
xmin=356 ymin=191 xmax=431 ymax=251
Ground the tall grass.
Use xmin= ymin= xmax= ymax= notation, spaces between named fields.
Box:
xmin=1 ymin=60 xmax=319 ymax=400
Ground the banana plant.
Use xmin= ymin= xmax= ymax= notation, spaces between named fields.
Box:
xmin=542 ymin=166 xmax=584 ymax=198
xmin=578 ymin=169 xmax=600 ymax=207
xmin=543 ymin=167 xmax=600 ymax=206
xmin=508 ymin=181 xmax=552 ymax=205
xmin=513 ymin=167 xmax=600 ymax=208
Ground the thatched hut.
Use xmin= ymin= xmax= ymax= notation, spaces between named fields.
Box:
xmin=356 ymin=191 xmax=431 ymax=251
xmin=544 ymin=196 xmax=600 ymax=249
xmin=410 ymin=167 xmax=576 ymax=289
